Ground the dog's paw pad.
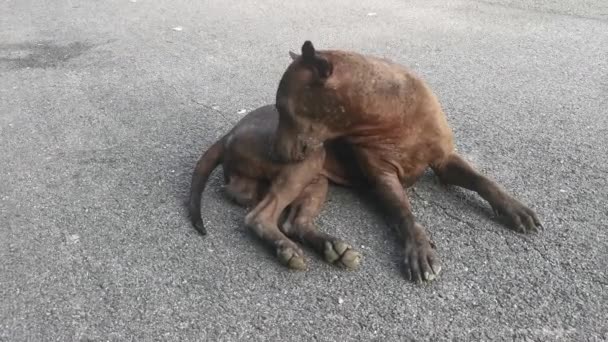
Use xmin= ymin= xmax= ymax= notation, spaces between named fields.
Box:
xmin=324 ymin=240 xmax=361 ymax=269
xmin=277 ymin=245 xmax=307 ymax=270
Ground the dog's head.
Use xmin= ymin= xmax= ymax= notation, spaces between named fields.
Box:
xmin=273 ymin=41 xmax=339 ymax=162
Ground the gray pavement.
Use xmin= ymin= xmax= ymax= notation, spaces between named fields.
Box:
xmin=1 ymin=0 xmax=607 ymax=340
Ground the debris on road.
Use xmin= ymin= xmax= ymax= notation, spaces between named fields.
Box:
xmin=67 ymin=234 xmax=80 ymax=244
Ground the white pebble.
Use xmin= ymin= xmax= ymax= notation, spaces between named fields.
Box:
xmin=172 ymin=26 xmax=183 ymax=31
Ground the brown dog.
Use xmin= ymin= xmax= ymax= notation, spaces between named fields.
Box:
xmin=189 ymin=105 xmax=361 ymax=270
xmin=269 ymin=41 xmax=542 ymax=282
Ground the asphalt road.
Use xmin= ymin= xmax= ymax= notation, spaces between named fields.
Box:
xmin=1 ymin=0 xmax=607 ymax=340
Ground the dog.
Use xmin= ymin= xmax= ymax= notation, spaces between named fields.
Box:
xmin=188 ymin=105 xmax=361 ymax=270
xmin=268 ymin=41 xmax=542 ymax=282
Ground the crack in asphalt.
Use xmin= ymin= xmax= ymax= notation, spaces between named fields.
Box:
xmin=190 ymin=98 xmax=241 ymax=129
xmin=471 ymin=0 xmax=608 ymax=23
xmin=411 ymin=188 xmax=556 ymax=265
xmin=411 ymin=187 xmax=484 ymax=232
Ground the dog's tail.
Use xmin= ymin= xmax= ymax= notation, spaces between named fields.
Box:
xmin=188 ymin=139 xmax=224 ymax=235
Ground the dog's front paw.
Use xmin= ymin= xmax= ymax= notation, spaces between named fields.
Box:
xmin=403 ymin=237 xmax=441 ymax=283
xmin=493 ymin=197 xmax=542 ymax=233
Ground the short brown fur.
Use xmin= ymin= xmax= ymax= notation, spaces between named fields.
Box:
xmin=272 ymin=41 xmax=541 ymax=282
xmin=188 ymin=105 xmax=361 ymax=270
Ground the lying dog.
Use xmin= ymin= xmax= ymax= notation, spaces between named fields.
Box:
xmin=268 ymin=41 xmax=542 ymax=282
xmin=188 ymin=105 xmax=361 ymax=270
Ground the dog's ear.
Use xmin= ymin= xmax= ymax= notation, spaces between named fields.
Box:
xmin=300 ymin=40 xmax=333 ymax=81
xmin=301 ymin=41 xmax=316 ymax=61
xmin=289 ymin=51 xmax=300 ymax=61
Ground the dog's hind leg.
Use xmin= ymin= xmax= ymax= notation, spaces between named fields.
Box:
xmin=281 ymin=177 xmax=361 ymax=269
xmin=244 ymin=150 xmax=326 ymax=270
xmin=223 ymin=174 xmax=266 ymax=207
xmin=431 ymin=153 xmax=542 ymax=233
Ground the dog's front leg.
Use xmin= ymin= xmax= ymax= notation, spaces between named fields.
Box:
xmin=372 ymin=173 xmax=442 ymax=283
xmin=432 ymin=153 xmax=542 ymax=233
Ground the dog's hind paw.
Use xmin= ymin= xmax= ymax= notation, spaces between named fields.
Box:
xmin=277 ymin=244 xmax=307 ymax=270
xmin=323 ymin=240 xmax=361 ymax=270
